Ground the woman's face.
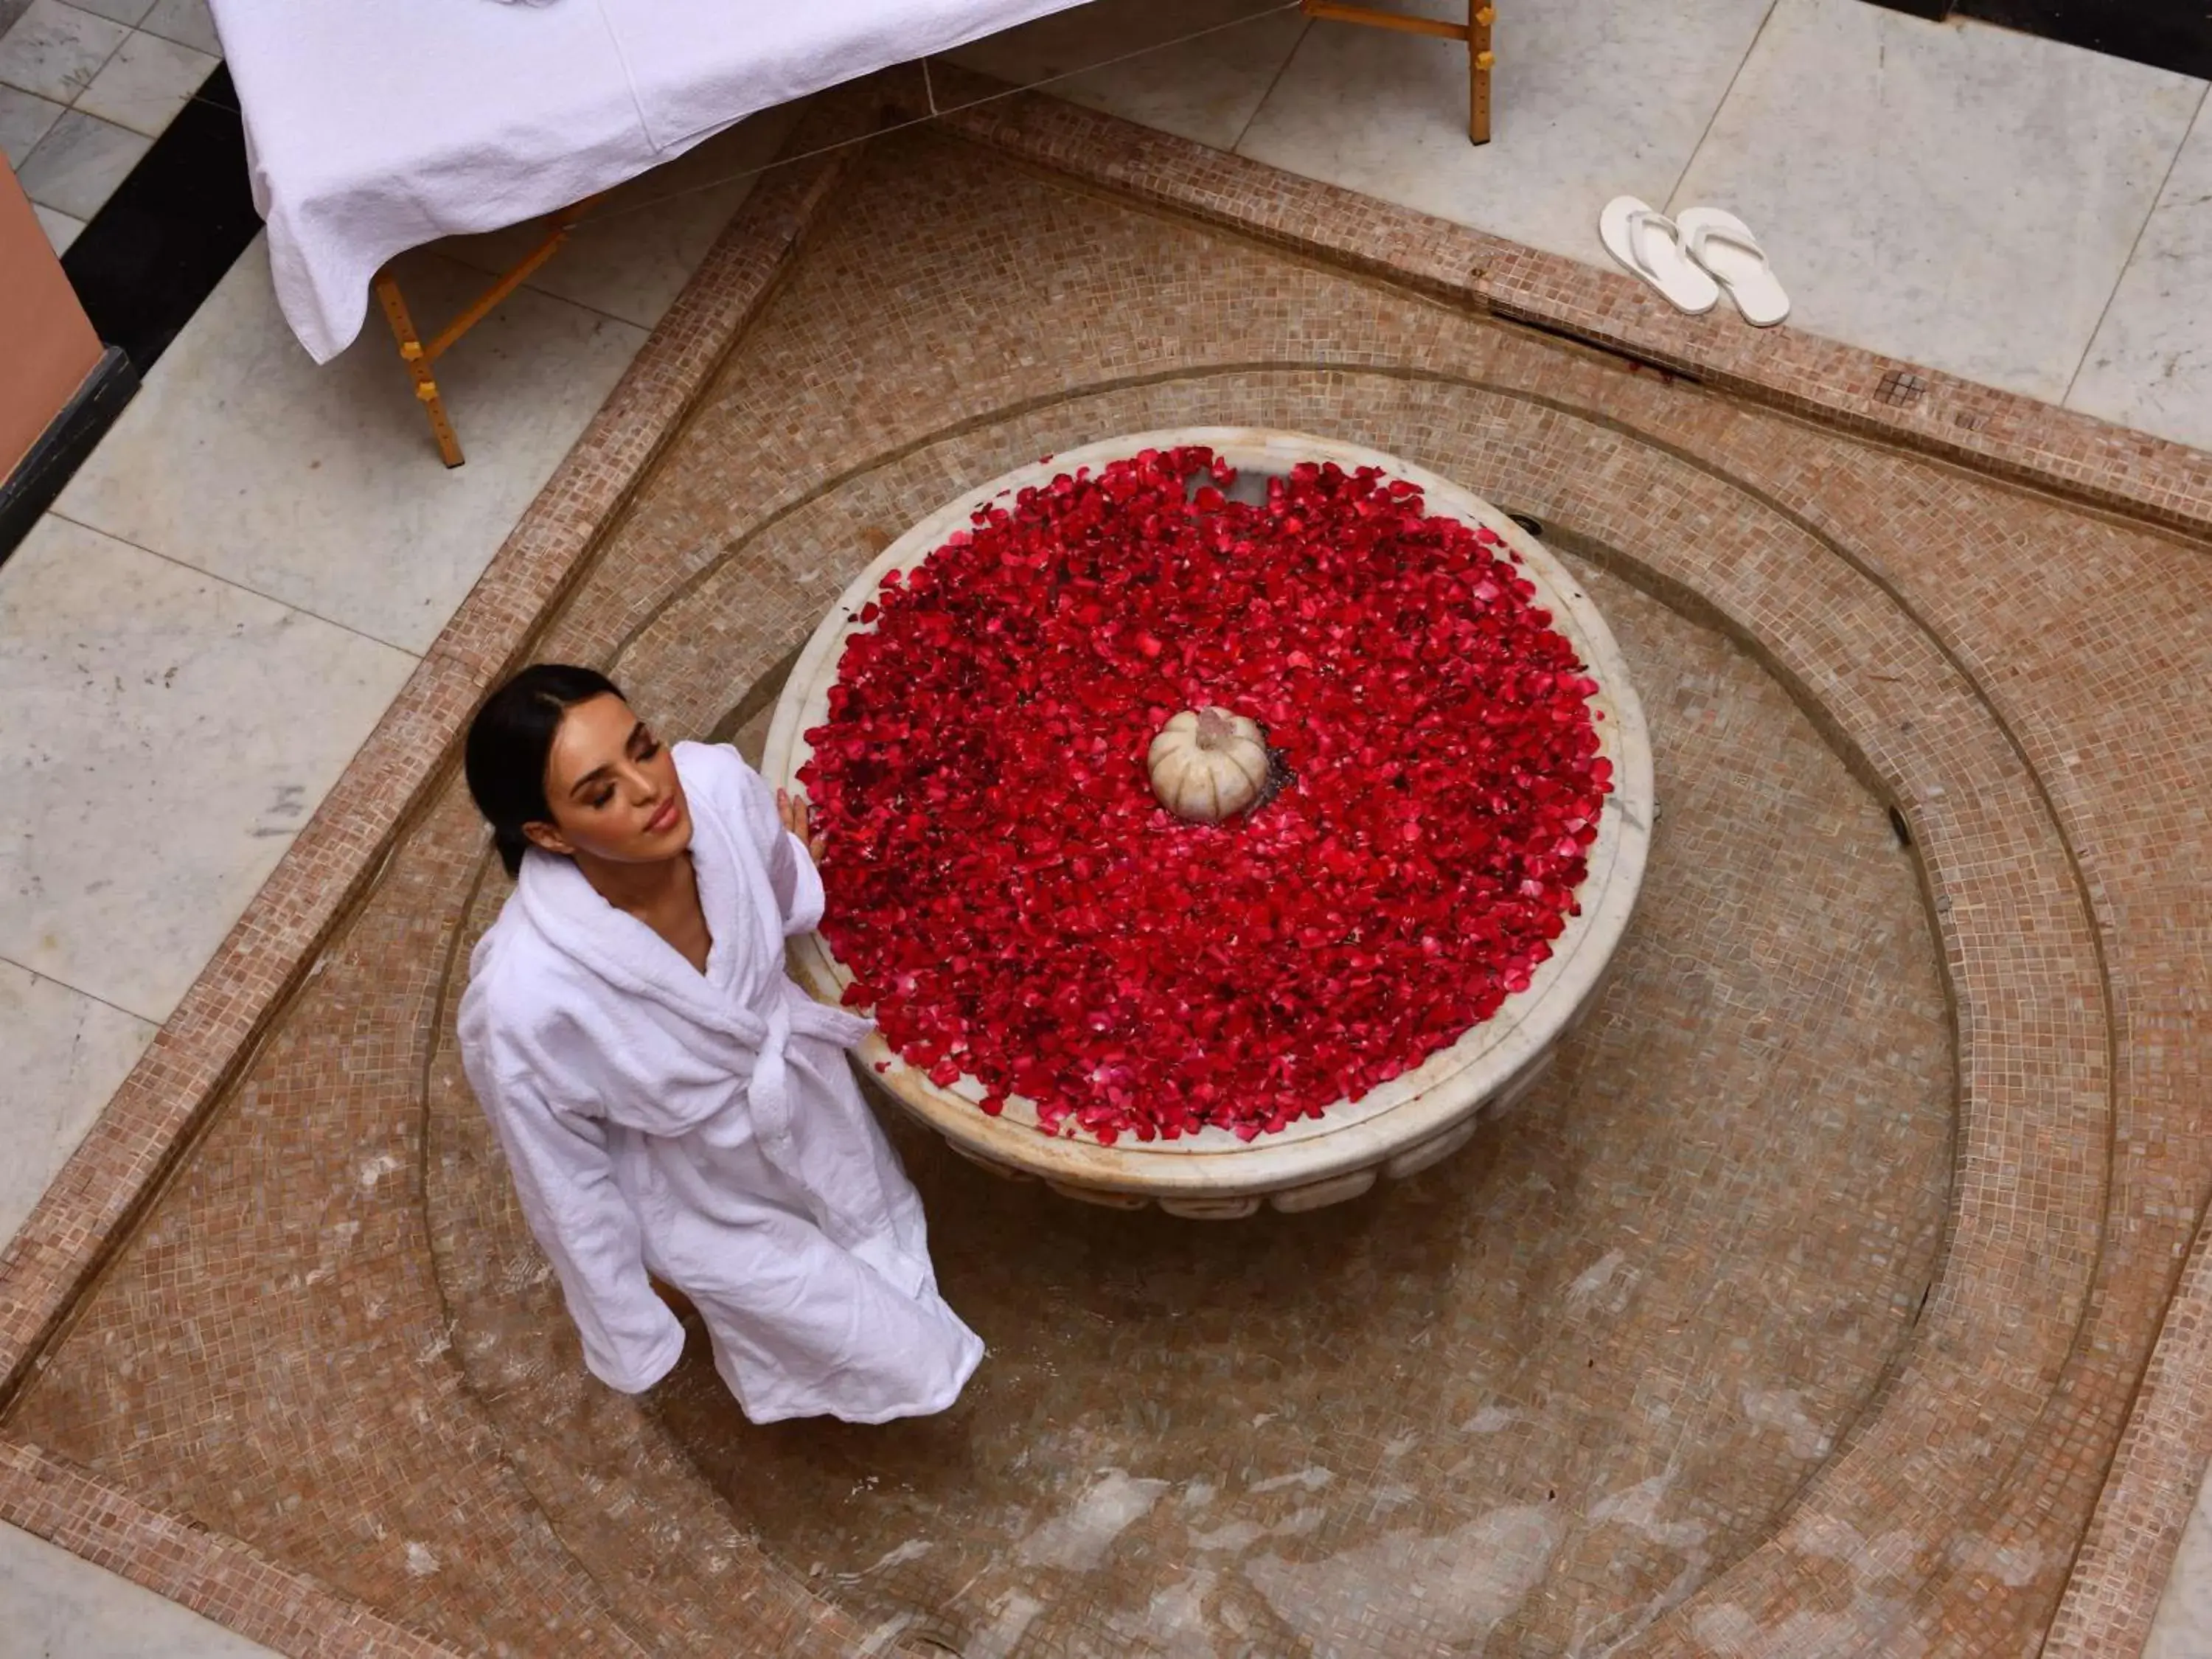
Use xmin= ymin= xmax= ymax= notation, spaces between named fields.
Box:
xmin=524 ymin=695 xmax=693 ymax=866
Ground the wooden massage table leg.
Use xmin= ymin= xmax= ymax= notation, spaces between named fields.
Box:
xmin=372 ymin=195 xmax=603 ymax=468
xmin=1299 ymin=0 xmax=1495 ymax=145
xmin=374 ymin=271 xmax=464 ymax=468
xmin=1470 ymin=4 xmax=1494 ymax=145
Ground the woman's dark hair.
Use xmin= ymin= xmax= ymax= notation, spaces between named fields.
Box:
xmin=465 ymin=664 xmax=625 ymax=876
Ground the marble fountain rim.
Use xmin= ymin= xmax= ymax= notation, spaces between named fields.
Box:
xmin=760 ymin=427 xmax=1656 ymax=1198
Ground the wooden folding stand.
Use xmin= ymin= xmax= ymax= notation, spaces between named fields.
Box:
xmin=1300 ymin=0 xmax=1496 ymax=144
xmin=371 ymin=195 xmax=602 ymax=468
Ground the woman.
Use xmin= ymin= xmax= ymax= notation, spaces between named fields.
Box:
xmin=456 ymin=664 xmax=982 ymax=1423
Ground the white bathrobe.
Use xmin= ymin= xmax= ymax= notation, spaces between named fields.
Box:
xmin=458 ymin=741 xmax=983 ymax=1424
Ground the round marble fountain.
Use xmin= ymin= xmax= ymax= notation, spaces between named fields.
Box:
xmin=763 ymin=429 xmax=1653 ymax=1216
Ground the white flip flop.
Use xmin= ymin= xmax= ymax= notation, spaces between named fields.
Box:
xmin=1599 ymin=195 xmax=1719 ymax=316
xmin=1676 ymin=206 xmax=1790 ymax=327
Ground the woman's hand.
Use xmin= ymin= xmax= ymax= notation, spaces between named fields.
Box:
xmin=776 ymin=787 xmax=827 ymax=866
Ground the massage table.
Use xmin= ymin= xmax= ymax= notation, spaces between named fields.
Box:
xmin=205 ymin=0 xmax=1098 ymax=465
xmin=207 ymin=0 xmax=1498 ymax=465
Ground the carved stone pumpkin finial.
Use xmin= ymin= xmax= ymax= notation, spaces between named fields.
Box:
xmin=1149 ymin=706 xmax=1269 ymax=824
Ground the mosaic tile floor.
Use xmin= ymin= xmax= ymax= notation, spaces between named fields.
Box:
xmin=4 ymin=94 xmax=2211 ymax=1658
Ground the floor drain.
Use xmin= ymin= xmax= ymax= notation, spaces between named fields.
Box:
xmin=1508 ymin=512 xmax=1545 ymax=538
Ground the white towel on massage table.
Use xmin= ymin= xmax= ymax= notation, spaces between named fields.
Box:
xmin=206 ymin=0 xmax=1086 ymax=364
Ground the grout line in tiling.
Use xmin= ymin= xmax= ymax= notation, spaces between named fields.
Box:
xmin=575 ymin=1 xmax=1307 ymax=229
xmin=1661 ymin=0 xmax=1782 ymax=217
xmin=412 ymin=239 xmax=661 ymax=337
xmin=1228 ymin=16 xmax=1311 ymax=156
xmin=0 ymin=953 xmax=161 ymax=1028
xmin=2058 ymin=78 xmax=2210 ymax=409
xmin=60 ymin=9 xmax=133 ymax=114
xmin=42 ymin=508 xmax=429 ymax=659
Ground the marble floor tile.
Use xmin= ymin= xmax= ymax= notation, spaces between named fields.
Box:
xmin=1235 ymin=0 xmax=1775 ymax=262
xmin=15 ymin=105 xmax=149 ymax=218
xmin=72 ymin=24 xmax=213 ymax=136
xmin=2066 ymin=97 xmax=2212 ymax=450
xmin=0 ymin=960 xmax=153 ymax=1245
xmin=439 ymin=100 xmax=804 ymax=330
xmin=2146 ymin=1455 xmax=2212 ymax=1658
xmin=0 ymin=515 xmax=414 ymax=1020
xmin=60 ymin=0 xmax=153 ymax=25
xmin=139 ymin=0 xmax=216 ymax=55
xmin=1669 ymin=0 xmax=2205 ymax=400
xmin=950 ymin=0 xmax=1311 ymax=151
xmin=0 ymin=0 xmax=127 ymax=103
xmin=0 ymin=79 xmax=63 ymax=163
xmin=0 ymin=1522 xmax=274 ymax=1658
xmin=32 ymin=199 xmax=82 ymax=251
xmin=55 ymin=234 xmax=649 ymax=653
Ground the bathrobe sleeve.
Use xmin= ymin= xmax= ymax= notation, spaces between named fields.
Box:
xmin=759 ymin=792 xmax=827 ymax=936
xmin=476 ymin=1063 xmax=686 ymax=1395
xmin=689 ymin=742 xmax=825 ymax=936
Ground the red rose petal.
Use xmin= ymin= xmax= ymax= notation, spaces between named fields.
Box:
xmin=804 ymin=448 xmax=1607 ymax=1144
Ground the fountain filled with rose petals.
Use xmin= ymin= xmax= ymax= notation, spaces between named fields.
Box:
xmin=765 ymin=428 xmax=1653 ymax=1218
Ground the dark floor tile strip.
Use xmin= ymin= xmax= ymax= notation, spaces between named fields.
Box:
xmin=1862 ymin=0 xmax=2212 ymax=76
xmin=61 ymin=64 xmax=259 ymax=377
xmin=0 ymin=63 xmax=261 ymax=566
xmin=1952 ymin=0 xmax=2212 ymax=79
